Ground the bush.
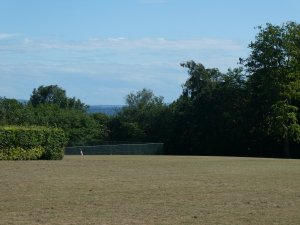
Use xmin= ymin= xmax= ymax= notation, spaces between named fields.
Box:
xmin=0 ymin=126 xmax=67 ymax=160
xmin=0 ymin=146 xmax=44 ymax=160
xmin=41 ymin=128 xmax=67 ymax=160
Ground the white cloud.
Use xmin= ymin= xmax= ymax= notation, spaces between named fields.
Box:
xmin=86 ymin=37 xmax=243 ymax=51
xmin=0 ymin=36 xmax=243 ymax=52
xmin=0 ymin=60 xmax=186 ymax=104
xmin=0 ymin=36 xmax=246 ymax=72
xmin=0 ymin=35 xmax=247 ymax=104
xmin=0 ymin=33 xmax=20 ymax=40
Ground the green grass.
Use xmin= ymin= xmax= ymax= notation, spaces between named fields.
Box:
xmin=0 ymin=156 xmax=300 ymax=225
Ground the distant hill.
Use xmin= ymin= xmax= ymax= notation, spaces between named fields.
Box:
xmin=88 ymin=105 xmax=123 ymax=115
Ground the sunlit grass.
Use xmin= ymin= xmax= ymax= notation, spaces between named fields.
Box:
xmin=0 ymin=156 xmax=299 ymax=225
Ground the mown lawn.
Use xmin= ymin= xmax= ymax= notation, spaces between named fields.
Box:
xmin=0 ymin=155 xmax=299 ymax=225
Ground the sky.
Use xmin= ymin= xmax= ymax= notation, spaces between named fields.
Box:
xmin=0 ymin=0 xmax=300 ymax=105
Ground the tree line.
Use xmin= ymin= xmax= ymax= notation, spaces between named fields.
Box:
xmin=1 ymin=22 xmax=300 ymax=158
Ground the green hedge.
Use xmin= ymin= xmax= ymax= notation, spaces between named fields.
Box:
xmin=0 ymin=126 xmax=67 ymax=160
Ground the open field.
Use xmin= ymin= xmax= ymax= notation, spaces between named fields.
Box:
xmin=0 ymin=156 xmax=300 ymax=225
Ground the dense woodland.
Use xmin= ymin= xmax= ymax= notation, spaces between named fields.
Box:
xmin=1 ymin=22 xmax=300 ymax=158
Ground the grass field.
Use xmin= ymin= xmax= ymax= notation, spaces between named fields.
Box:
xmin=0 ymin=156 xmax=299 ymax=225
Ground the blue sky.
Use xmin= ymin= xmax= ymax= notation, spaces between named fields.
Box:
xmin=1 ymin=0 xmax=300 ymax=105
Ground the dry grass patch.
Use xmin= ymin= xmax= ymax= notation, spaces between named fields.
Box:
xmin=0 ymin=156 xmax=300 ymax=225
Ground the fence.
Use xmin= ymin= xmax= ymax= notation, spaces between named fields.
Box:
xmin=65 ymin=143 xmax=164 ymax=155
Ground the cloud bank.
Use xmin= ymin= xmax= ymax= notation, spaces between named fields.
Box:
xmin=0 ymin=34 xmax=246 ymax=104
xmin=0 ymin=34 xmax=243 ymax=52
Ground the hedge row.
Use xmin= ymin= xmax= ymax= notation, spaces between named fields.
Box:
xmin=0 ymin=126 xmax=67 ymax=160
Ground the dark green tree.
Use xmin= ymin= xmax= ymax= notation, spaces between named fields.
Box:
xmin=108 ymin=89 xmax=167 ymax=142
xmin=0 ymin=98 xmax=32 ymax=125
xmin=242 ymin=22 xmax=300 ymax=157
xmin=27 ymin=104 xmax=107 ymax=146
xmin=171 ymin=61 xmax=246 ymax=155
xmin=29 ymin=85 xmax=87 ymax=111
xmin=167 ymin=62 xmax=247 ymax=155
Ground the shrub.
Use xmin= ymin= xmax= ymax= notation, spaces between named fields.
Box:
xmin=41 ymin=128 xmax=67 ymax=160
xmin=0 ymin=126 xmax=67 ymax=160
xmin=0 ymin=146 xmax=44 ymax=160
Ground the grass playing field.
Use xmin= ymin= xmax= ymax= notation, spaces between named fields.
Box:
xmin=0 ymin=155 xmax=299 ymax=225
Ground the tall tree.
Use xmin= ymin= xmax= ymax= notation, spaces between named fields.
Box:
xmin=242 ymin=22 xmax=300 ymax=157
xmin=29 ymin=85 xmax=87 ymax=111
xmin=108 ymin=89 xmax=166 ymax=142
xmin=166 ymin=62 xmax=247 ymax=155
xmin=0 ymin=98 xmax=26 ymax=125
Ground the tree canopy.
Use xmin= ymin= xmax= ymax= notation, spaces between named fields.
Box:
xmin=29 ymin=85 xmax=87 ymax=111
xmin=242 ymin=22 xmax=300 ymax=156
xmin=107 ymin=89 xmax=167 ymax=142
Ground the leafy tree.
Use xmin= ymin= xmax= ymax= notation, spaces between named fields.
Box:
xmin=0 ymin=98 xmax=30 ymax=125
xmin=29 ymin=85 xmax=87 ymax=111
xmin=27 ymin=104 xmax=106 ymax=146
xmin=92 ymin=113 xmax=110 ymax=142
xmin=181 ymin=61 xmax=222 ymax=100
xmin=108 ymin=89 xmax=167 ymax=142
xmin=242 ymin=22 xmax=300 ymax=157
xmin=164 ymin=94 xmax=194 ymax=154
xmin=167 ymin=62 xmax=247 ymax=155
xmin=107 ymin=117 xmax=146 ymax=142
xmin=0 ymin=85 xmax=108 ymax=147
xmin=126 ymin=88 xmax=164 ymax=108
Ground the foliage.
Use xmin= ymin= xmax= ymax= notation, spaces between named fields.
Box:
xmin=165 ymin=62 xmax=247 ymax=155
xmin=29 ymin=85 xmax=87 ymax=111
xmin=0 ymin=95 xmax=108 ymax=147
xmin=0 ymin=98 xmax=30 ymax=125
xmin=126 ymin=88 xmax=164 ymax=108
xmin=27 ymin=104 xmax=107 ymax=146
xmin=108 ymin=89 xmax=167 ymax=142
xmin=0 ymin=126 xmax=67 ymax=160
xmin=0 ymin=146 xmax=44 ymax=160
xmin=41 ymin=127 xmax=68 ymax=160
xmin=242 ymin=22 xmax=300 ymax=156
